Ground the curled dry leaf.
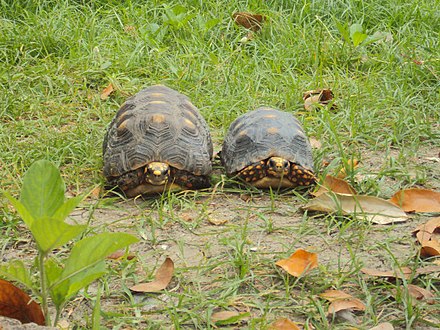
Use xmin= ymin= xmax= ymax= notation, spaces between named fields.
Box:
xmin=232 ymin=12 xmax=265 ymax=31
xmin=319 ymin=289 xmax=353 ymax=302
xmin=327 ymin=298 xmax=366 ymax=314
xmin=312 ymin=175 xmax=357 ymax=197
xmin=406 ymin=284 xmax=436 ymax=305
xmin=412 ymin=217 xmax=440 ymax=257
xmin=368 ymin=322 xmax=394 ymax=330
xmin=275 ymin=249 xmax=318 ymax=277
xmin=413 ymin=217 xmax=440 ymax=236
xmin=269 ymin=317 xmax=301 ymax=330
xmin=130 ymin=257 xmax=174 ymax=293
xmin=420 ymin=241 xmax=440 ymax=257
xmin=303 ymin=192 xmax=408 ymax=224
xmin=107 ymin=250 xmax=136 ymax=260
xmin=360 ymin=267 xmax=412 ymax=280
xmin=303 ymin=89 xmax=336 ymax=111
xmin=336 ymin=159 xmax=360 ymax=179
xmin=319 ymin=289 xmax=365 ymax=316
xmin=389 ymin=188 xmax=440 ymax=212
xmin=0 ymin=279 xmax=45 ymax=325
xmin=100 ymin=83 xmax=114 ymax=100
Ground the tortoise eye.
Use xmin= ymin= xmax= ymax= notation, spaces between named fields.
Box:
xmin=268 ymin=159 xmax=276 ymax=167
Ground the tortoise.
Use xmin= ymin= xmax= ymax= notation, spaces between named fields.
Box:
xmin=221 ymin=107 xmax=315 ymax=189
xmin=103 ymin=85 xmax=213 ymax=196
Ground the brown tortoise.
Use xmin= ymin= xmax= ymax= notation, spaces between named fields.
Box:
xmin=221 ymin=107 xmax=315 ymax=189
xmin=103 ymin=85 xmax=213 ymax=196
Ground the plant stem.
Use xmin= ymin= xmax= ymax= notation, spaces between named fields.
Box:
xmin=39 ymin=252 xmax=51 ymax=326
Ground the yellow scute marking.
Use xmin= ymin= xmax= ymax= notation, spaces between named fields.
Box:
xmin=150 ymin=93 xmax=166 ymax=98
xmin=184 ymin=118 xmax=195 ymax=129
xmin=266 ymin=127 xmax=278 ymax=134
xmin=149 ymin=100 xmax=167 ymax=105
xmin=151 ymin=114 xmax=166 ymax=123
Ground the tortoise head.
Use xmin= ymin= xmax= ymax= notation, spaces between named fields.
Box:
xmin=266 ymin=157 xmax=289 ymax=178
xmin=145 ymin=162 xmax=170 ymax=186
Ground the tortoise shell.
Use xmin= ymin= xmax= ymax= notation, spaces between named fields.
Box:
xmin=221 ymin=107 xmax=315 ymax=188
xmin=103 ymin=85 xmax=213 ymax=196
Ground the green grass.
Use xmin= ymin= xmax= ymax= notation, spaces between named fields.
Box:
xmin=1 ymin=0 xmax=439 ymax=329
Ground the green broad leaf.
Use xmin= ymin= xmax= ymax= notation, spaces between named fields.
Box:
xmin=30 ymin=217 xmax=86 ymax=254
xmin=349 ymin=23 xmax=364 ymax=38
xmin=351 ymin=31 xmax=368 ymax=47
xmin=58 ymin=233 xmax=138 ymax=286
xmin=66 ymin=262 xmax=106 ymax=298
xmin=0 ymin=260 xmax=33 ymax=291
xmin=3 ymin=192 xmax=35 ymax=227
xmin=20 ymin=160 xmax=65 ymax=220
xmin=53 ymin=194 xmax=85 ymax=221
xmin=45 ymin=258 xmax=67 ymax=308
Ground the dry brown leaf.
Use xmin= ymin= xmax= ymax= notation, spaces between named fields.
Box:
xmin=312 ymin=175 xmax=357 ymax=197
xmin=360 ymin=267 xmax=412 ymax=280
xmin=208 ymin=217 xmax=228 ymax=225
xmin=107 ymin=250 xmax=136 ymax=260
xmin=327 ymin=298 xmax=366 ymax=314
xmin=303 ymin=192 xmax=408 ymax=224
xmin=420 ymin=240 xmax=440 ymax=257
xmin=130 ymin=257 xmax=174 ymax=293
xmin=100 ymin=83 xmax=114 ymax=100
xmin=319 ymin=289 xmax=354 ymax=302
xmin=407 ymin=284 xmax=436 ymax=304
xmin=412 ymin=217 xmax=440 ymax=257
xmin=415 ymin=264 xmax=440 ymax=275
xmin=232 ymin=12 xmax=265 ymax=31
xmin=303 ymin=89 xmax=336 ymax=111
xmin=275 ymin=249 xmax=318 ymax=277
xmin=0 ymin=279 xmax=45 ymax=325
xmin=337 ymin=159 xmax=360 ymax=179
xmin=368 ymin=322 xmax=394 ymax=330
xmin=413 ymin=217 xmax=440 ymax=236
xmin=309 ymin=137 xmax=322 ymax=149
xmin=389 ymin=188 xmax=440 ymax=212
xmin=211 ymin=311 xmax=240 ymax=322
xmin=269 ymin=318 xmax=301 ymax=330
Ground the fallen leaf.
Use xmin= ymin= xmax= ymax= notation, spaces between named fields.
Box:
xmin=275 ymin=249 xmax=318 ymax=277
xmin=303 ymin=89 xmax=336 ymax=111
xmin=319 ymin=289 xmax=354 ymax=302
xmin=413 ymin=217 xmax=440 ymax=236
xmin=100 ymin=83 xmax=114 ymax=100
xmin=412 ymin=217 xmax=440 ymax=257
xmin=420 ymin=240 xmax=440 ymax=257
xmin=269 ymin=317 xmax=301 ymax=330
xmin=337 ymin=159 xmax=360 ymax=179
xmin=312 ymin=175 xmax=357 ymax=197
xmin=406 ymin=284 xmax=436 ymax=304
xmin=130 ymin=257 xmax=174 ymax=293
xmin=211 ymin=311 xmax=250 ymax=325
xmin=360 ymin=267 xmax=412 ymax=280
xmin=107 ymin=250 xmax=136 ymax=260
xmin=389 ymin=188 xmax=440 ymax=212
xmin=327 ymin=298 xmax=366 ymax=314
xmin=0 ymin=279 xmax=45 ymax=325
xmin=368 ymin=322 xmax=394 ymax=330
xmin=309 ymin=137 xmax=322 ymax=149
xmin=208 ymin=217 xmax=228 ymax=225
xmin=303 ymin=192 xmax=408 ymax=224
xmin=232 ymin=12 xmax=265 ymax=31
xmin=415 ymin=264 xmax=440 ymax=275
